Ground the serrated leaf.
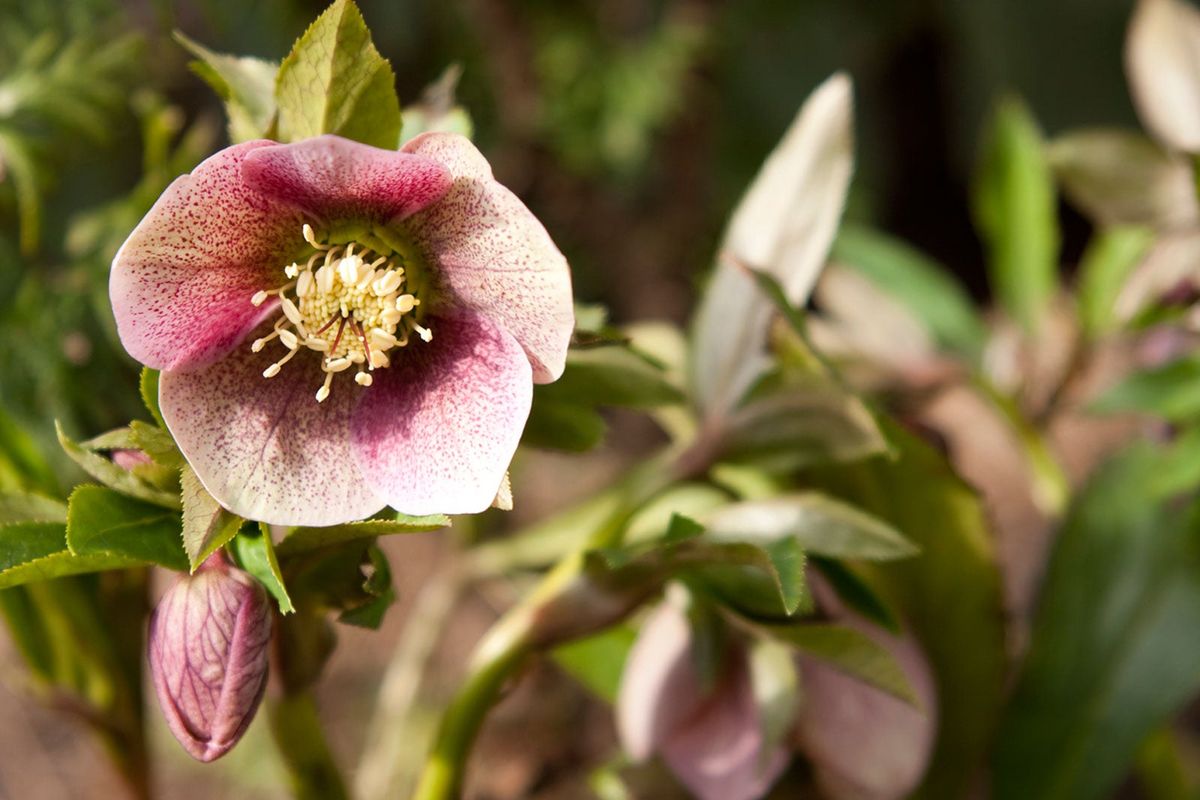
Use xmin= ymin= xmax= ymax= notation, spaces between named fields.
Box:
xmin=175 ymin=32 xmax=277 ymax=142
xmin=129 ymin=420 xmax=183 ymax=468
xmin=0 ymin=522 xmax=73 ymax=571
xmin=139 ymin=368 xmax=166 ymax=429
xmin=66 ymin=485 xmax=187 ymax=571
xmin=82 ymin=427 xmax=137 ymax=450
xmin=0 ymin=492 xmax=67 ymax=524
xmin=0 ymin=550 xmax=142 ymax=590
xmin=760 ymin=621 xmax=917 ymax=705
xmin=57 ymin=422 xmax=179 ymax=510
xmin=180 ymin=465 xmax=242 ymax=571
xmin=702 ymin=493 xmax=917 ymax=561
xmin=992 ymin=444 xmax=1200 ymax=800
xmin=275 ymin=0 xmax=401 ymax=148
xmin=277 ymin=513 xmax=449 ymax=556
xmin=833 ymin=224 xmax=986 ymax=358
xmin=232 ymin=525 xmax=294 ymax=614
xmin=973 ymin=95 xmax=1060 ymax=333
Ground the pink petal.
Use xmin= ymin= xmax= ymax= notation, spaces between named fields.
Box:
xmin=159 ymin=325 xmax=386 ymax=527
xmin=401 ymin=132 xmax=574 ymax=383
xmin=241 ymin=135 xmax=452 ymax=223
xmin=351 ymin=310 xmax=532 ymax=516
xmin=662 ymin=658 xmax=790 ymax=800
xmin=111 ymin=140 xmax=303 ymax=371
xmin=616 ymin=601 xmax=707 ymax=761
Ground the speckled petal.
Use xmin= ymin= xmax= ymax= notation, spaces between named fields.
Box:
xmin=241 ymin=134 xmax=453 ymax=223
xmin=401 ymin=132 xmax=574 ymax=383
xmin=111 ymin=140 xmax=303 ymax=372
xmin=159 ymin=324 xmax=386 ymax=526
xmin=661 ymin=659 xmax=790 ymax=800
xmin=351 ymin=310 xmax=532 ymax=516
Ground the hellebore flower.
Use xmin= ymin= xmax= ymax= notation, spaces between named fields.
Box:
xmin=111 ymin=133 xmax=573 ymax=525
xmin=148 ymin=554 xmax=272 ymax=762
xmin=616 ymin=601 xmax=789 ymax=800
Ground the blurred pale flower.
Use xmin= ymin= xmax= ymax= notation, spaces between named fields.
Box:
xmin=111 ymin=133 xmax=573 ymax=525
xmin=148 ymin=554 xmax=272 ymax=762
xmin=616 ymin=600 xmax=789 ymax=800
xmin=1126 ymin=0 xmax=1200 ymax=153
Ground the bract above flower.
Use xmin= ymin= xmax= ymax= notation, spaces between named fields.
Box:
xmin=111 ymin=134 xmax=573 ymax=526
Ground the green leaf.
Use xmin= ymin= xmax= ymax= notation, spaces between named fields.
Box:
xmin=139 ymin=368 xmax=166 ymax=429
xmin=832 ymin=225 xmax=987 ymax=358
xmin=992 ymin=445 xmax=1200 ymax=800
xmin=973 ymin=95 xmax=1060 ymax=333
xmin=277 ymin=513 xmax=450 ymax=557
xmin=811 ymin=556 xmax=901 ymax=633
xmin=552 ymin=624 xmax=637 ymax=703
xmin=759 ymin=621 xmax=917 ymax=705
xmin=1077 ymin=226 xmax=1155 ymax=338
xmin=0 ymin=492 xmax=67 ymax=524
xmin=66 ymin=486 xmax=187 ymax=571
xmin=338 ymin=545 xmax=395 ymax=629
xmin=807 ymin=422 xmax=1006 ymax=798
xmin=56 ymin=422 xmax=180 ymax=510
xmin=522 ymin=396 xmax=607 ymax=452
xmin=175 ymin=32 xmax=277 ymax=142
xmin=748 ymin=637 xmax=801 ymax=751
xmin=129 ymin=421 xmax=183 ymax=468
xmin=1092 ymin=357 xmax=1200 ymax=421
xmin=538 ymin=346 xmax=685 ymax=408
xmin=275 ymin=0 xmax=401 ymax=148
xmin=0 ymin=550 xmax=141 ymax=590
xmin=0 ymin=522 xmax=74 ymax=571
xmin=180 ymin=465 xmax=242 ymax=571
xmin=702 ymin=492 xmax=917 ymax=561
xmin=232 ymin=525 xmax=294 ymax=614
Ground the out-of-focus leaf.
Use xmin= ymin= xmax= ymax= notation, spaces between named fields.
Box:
xmin=832 ymin=225 xmax=986 ymax=357
xmin=277 ymin=514 xmax=449 ymax=557
xmin=232 ymin=525 xmax=293 ymax=614
xmin=807 ymin=423 xmax=1006 ymax=799
xmin=1127 ymin=0 xmax=1200 ymax=152
xmin=66 ymin=485 xmax=186 ymax=571
xmin=0 ymin=409 xmax=57 ymax=494
xmin=553 ymin=624 xmax=638 ymax=703
xmin=701 ymin=493 xmax=917 ymax=561
xmin=973 ymin=95 xmax=1060 ymax=333
xmin=690 ymin=73 xmax=854 ymax=418
xmin=758 ymin=622 xmax=916 ymax=705
xmin=175 ymin=32 xmax=277 ymax=142
xmin=180 ymin=465 xmax=241 ymax=571
xmin=1092 ymin=357 xmax=1200 ymax=420
xmin=1077 ymin=226 xmax=1156 ymax=337
xmin=275 ymin=0 xmax=401 ymax=148
xmin=723 ymin=384 xmax=889 ymax=472
xmin=538 ymin=346 xmax=684 ymax=408
xmin=992 ymin=444 xmax=1200 ymax=800
xmin=1135 ymin=728 xmax=1192 ymax=800
xmin=748 ymin=637 xmax=800 ymax=751
xmin=522 ymin=396 xmax=607 ymax=452
xmin=624 ymin=483 xmax=729 ymax=545
xmin=56 ymin=422 xmax=179 ymax=510
xmin=811 ymin=556 xmax=901 ymax=633
xmin=338 ymin=545 xmax=395 ymax=629
xmin=1048 ymin=129 xmax=1198 ymax=228
xmin=0 ymin=492 xmax=67 ymax=524
xmin=398 ymin=64 xmax=473 ymax=145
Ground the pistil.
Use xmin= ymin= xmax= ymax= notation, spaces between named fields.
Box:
xmin=250 ymin=224 xmax=428 ymax=402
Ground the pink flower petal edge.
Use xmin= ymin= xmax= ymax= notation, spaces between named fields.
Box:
xmin=241 ymin=134 xmax=454 ymax=224
xmin=402 ymin=132 xmax=574 ymax=383
xmin=111 ymin=140 xmax=303 ymax=372
xmin=351 ymin=310 xmax=532 ymax=516
xmin=159 ymin=320 xmax=386 ymax=527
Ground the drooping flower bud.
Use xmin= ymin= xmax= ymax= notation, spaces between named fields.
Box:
xmin=148 ymin=553 xmax=272 ymax=762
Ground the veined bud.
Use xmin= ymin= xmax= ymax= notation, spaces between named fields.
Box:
xmin=148 ymin=554 xmax=272 ymax=762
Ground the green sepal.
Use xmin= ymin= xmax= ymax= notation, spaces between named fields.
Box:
xmin=232 ymin=524 xmax=295 ymax=614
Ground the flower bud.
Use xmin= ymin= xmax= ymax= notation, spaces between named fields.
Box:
xmin=148 ymin=554 xmax=272 ymax=762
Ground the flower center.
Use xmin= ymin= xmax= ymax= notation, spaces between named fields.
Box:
xmin=250 ymin=224 xmax=431 ymax=402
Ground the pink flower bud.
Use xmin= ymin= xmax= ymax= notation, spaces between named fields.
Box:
xmin=148 ymin=555 xmax=272 ymax=762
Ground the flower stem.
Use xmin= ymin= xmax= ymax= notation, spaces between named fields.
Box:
xmin=266 ymin=691 xmax=349 ymax=800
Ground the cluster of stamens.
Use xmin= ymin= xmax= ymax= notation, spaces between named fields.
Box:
xmin=250 ymin=224 xmax=431 ymax=402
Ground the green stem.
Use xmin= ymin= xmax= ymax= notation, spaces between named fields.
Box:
xmin=266 ymin=691 xmax=349 ymax=800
